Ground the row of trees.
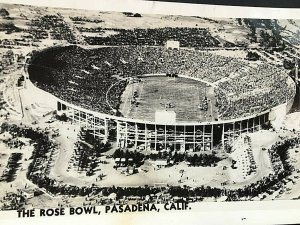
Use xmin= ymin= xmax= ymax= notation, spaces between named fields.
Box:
xmin=70 ymin=129 xmax=111 ymax=175
xmin=27 ymin=163 xmax=292 ymax=202
xmin=0 ymin=153 xmax=22 ymax=182
xmin=69 ymin=16 xmax=103 ymax=23
xmin=270 ymin=138 xmax=299 ymax=173
xmin=84 ymin=130 xmax=112 ymax=154
xmin=113 ymin=148 xmax=221 ymax=168
xmin=0 ymin=22 xmax=22 ymax=34
xmin=123 ymin=12 xmax=142 ymax=18
xmin=185 ymin=153 xmax=221 ymax=167
xmin=113 ymin=149 xmax=144 ymax=167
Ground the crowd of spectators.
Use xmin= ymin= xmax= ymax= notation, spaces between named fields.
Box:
xmin=28 ymin=45 xmax=294 ymax=120
xmin=84 ymin=27 xmax=220 ymax=48
xmin=217 ymin=64 xmax=295 ymax=119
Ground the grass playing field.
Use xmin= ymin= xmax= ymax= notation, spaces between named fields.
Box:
xmin=119 ymin=75 xmax=219 ymax=123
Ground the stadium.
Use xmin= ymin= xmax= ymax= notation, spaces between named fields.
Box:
xmin=26 ymin=44 xmax=296 ymax=152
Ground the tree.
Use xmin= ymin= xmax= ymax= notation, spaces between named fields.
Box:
xmin=123 ymin=12 xmax=133 ymax=17
xmin=5 ymin=49 xmax=14 ymax=58
xmin=0 ymin=22 xmax=21 ymax=33
xmin=133 ymin=13 xmax=142 ymax=18
xmin=237 ymin=18 xmax=242 ymax=26
xmin=56 ymin=113 xmax=68 ymax=122
xmin=246 ymin=51 xmax=260 ymax=61
xmin=0 ymin=8 xmax=9 ymax=18
xmin=283 ymin=59 xmax=294 ymax=70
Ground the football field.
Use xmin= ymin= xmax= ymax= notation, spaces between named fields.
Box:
xmin=120 ymin=75 xmax=218 ymax=123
